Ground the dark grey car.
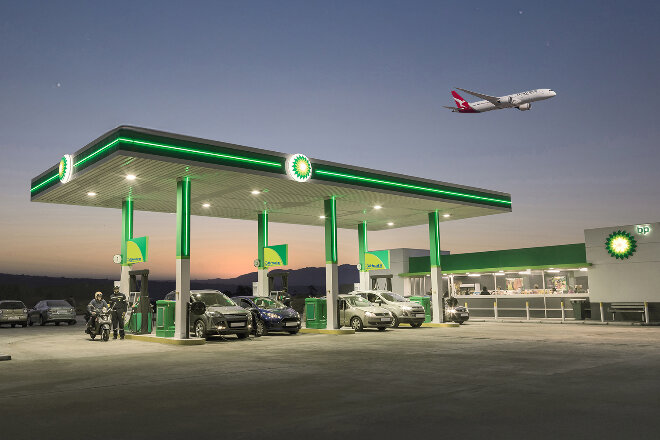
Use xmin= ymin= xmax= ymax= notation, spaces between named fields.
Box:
xmin=164 ymin=290 xmax=252 ymax=339
xmin=28 ymin=300 xmax=76 ymax=326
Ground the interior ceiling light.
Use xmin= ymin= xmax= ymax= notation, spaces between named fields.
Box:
xmin=374 ymin=205 xmax=382 ymax=210
xmin=319 ymin=215 xmax=326 ymax=219
xmin=443 ymin=213 xmax=451 ymax=218
xmin=387 ymin=222 xmax=394 ymax=226
xmin=251 ymin=190 xmax=261 ymax=195
xmin=202 ymin=203 xmax=210 ymax=208
xmin=87 ymin=192 xmax=96 ymax=196
xmin=125 ymin=174 xmax=136 ymax=180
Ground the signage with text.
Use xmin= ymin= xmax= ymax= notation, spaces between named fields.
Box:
xmin=264 ymin=244 xmax=288 ymax=267
xmin=126 ymin=236 xmax=149 ymax=264
xmin=365 ymin=250 xmax=390 ymax=270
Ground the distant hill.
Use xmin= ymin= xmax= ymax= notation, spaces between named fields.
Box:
xmin=0 ymin=265 xmax=359 ymax=310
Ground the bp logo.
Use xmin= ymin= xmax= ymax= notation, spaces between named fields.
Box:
xmin=605 ymin=230 xmax=637 ymax=260
xmin=286 ymin=153 xmax=312 ymax=182
xmin=58 ymin=154 xmax=74 ymax=183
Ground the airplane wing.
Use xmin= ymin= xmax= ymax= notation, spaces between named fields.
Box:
xmin=456 ymin=87 xmax=499 ymax=105
xmin=442 ymin=106 xmax=458 ymax=112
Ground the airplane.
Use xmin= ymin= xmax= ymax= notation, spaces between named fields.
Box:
xmin=444 ymin=88 xmax=556 ymax=113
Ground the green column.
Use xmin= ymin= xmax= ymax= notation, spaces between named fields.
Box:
xmin=324 ymin=197 xmax=338 ymax=264
xmin=176 ymin=177 xmax=191 ymax=259
xmin=257 ymin=210 xmax=268 ymax=269
xmin=428 ymin=210 xmax=441 ymax=268
xmin=121 ymin=198 xmax=133 ymax=266
xmin=358 ymin=220 xmax=367 ymax=270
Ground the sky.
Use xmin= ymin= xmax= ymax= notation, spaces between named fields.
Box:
xmin=1 ymin=1 xmax=659 ymax=279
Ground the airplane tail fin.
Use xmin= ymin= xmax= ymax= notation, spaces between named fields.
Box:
xmin=451 ymin=90 xmax=474 ymax=111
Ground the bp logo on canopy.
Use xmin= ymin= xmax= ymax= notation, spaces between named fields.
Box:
xmin=286 ymin=154 xmax=312 ymax=182
xmin=605 ymin=230 xmax=637 ymax=260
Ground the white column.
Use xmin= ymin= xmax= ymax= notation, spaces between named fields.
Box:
xmin=119 ymin=265 xmax=131 ymax=296
xmin=175 ymin=258 xmax=191 ymax=339
xmin=359 ymin=271 xmax=370 ymax=290
xmin=256 ymin=268 xmax=269 ymax=297
xmin=430 ymin=266 xmax=443 ymax=323
xmin=326 ymin=263 xmax=339 ymax=329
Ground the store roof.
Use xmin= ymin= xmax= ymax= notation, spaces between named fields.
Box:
xmin=30 ymin=126 xmax=512 ymax=231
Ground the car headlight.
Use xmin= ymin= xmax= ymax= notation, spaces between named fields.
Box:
xmin=365 ymin=312 xmax=375 ymax=317
xmin=448 ymin=308 xmax=456 ymax=314
xmin=401 ymin=306 xmax=412 ymax=311
xmin=263 ymin=312 xmax=280 ymax=320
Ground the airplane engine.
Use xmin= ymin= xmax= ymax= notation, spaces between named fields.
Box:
xmin=497 ymin=96 xmax=513 ymax=105
xmin=517 ymin=103 xmax=531 ymax=111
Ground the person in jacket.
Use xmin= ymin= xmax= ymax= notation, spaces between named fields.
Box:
xmin=108 ymin=287 xmax=127 ymax=340
xmin=86 ymin=291 xmax=108 ymax=333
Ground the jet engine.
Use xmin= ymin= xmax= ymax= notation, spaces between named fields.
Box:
xmin=517 ymin=103 xmax=531 ymax=111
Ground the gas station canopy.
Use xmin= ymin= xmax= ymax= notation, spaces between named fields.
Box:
xmin=30 ymin=126 xmax=512 ymax=230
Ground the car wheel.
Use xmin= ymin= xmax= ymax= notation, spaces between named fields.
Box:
xmin=69 ymin=320 xmax=76 ymax=325
xmin=11 ymin=323 xmax=16 ymax=328
xmin=236 ymin=332 xmax=248 ymax=339
xmin=378 ymin=326 xmax=387 ymax=331
xmin=411 ymin=321 xmax=423 ymax=328
xmin=21 ymin=321 xmax=27 ymax=328
xmin=350 ymin=317 xmax=363 ymax=331
xmin=55 ymin=322 xmax=60 ymax=326
xmin=194 ymin=320 xmax=206 ymax=339
xmin=255 ymin=319 xmax=267 ymax=337
xmin=288 ymin=330 xmax=299 ymax=335
xmin=391 ymin=315 xmax=399 ymax=328
xmin=39 ymin=315 xmax=46 ymax=326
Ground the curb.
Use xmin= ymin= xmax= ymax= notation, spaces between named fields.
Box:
xmin=300 ymin=328 xmax=355 ymax=335
xmin=421 ymin=322 xmax=460 ymax=328
xmin=0 ymin=354 xmax=11 ymax=361
xmin=124 ymin=334 xmax=206 ymax=345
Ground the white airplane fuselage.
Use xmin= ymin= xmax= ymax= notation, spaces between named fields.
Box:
xmin=450 ymin=88 xmax=557 ymax=113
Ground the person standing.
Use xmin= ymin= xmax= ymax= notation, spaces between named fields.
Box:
xmin=108 ymin=287 xmax=127 ymax=340
xmin=481 ymin=286 xmax=491 ymax=295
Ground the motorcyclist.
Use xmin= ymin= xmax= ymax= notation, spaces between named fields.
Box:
xmin=86 ymin=291 xmax=108 ymax=334
xmin=108 ymin=286 xmax=127 ymax=339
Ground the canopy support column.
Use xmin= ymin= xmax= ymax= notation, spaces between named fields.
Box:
xmin=256 ymin=210 xmax=269 ymax=297
xmin=119 ymin=198 xmax=133 ymax=296
xmin=175 ymin=177 xmax=191 ymax=339
xmin=325 ymin=197 xmax=338 ymax=329
xmin=428 ymin=210 xmax=444 ymax=323
xmin=358 ymin=220 xmax=369 ymax=290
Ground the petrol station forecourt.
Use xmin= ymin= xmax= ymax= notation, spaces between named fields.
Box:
xmin=29 ymin=126 xmax=512 ymax=336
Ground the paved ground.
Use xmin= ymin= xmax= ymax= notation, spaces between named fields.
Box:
xmin=1 ymin=319 xmax=659 ymax=439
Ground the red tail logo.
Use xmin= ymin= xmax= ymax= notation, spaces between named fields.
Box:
xmin=451 ymin=91 xmax=472 ymax=110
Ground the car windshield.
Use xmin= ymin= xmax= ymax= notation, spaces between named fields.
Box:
xmin=345 ymin=296 xmax=372 ymax=307
xmin=1 ymin=301 xmax=25 ymax=309
xmin=253 ymin=298 xmax=286 ymax=309
xmin=47 ymin=300 xmax=71 ymax=307
xmin=193 ymin=291 xmax=235 ymax=307
xmin=381 ymin=293 xmax=408 ymax=302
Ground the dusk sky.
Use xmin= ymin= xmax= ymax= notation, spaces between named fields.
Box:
xmin=2 ymin=1 xmax=659 ymax=279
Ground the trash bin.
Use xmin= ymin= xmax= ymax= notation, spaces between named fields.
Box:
xmin=410 ymin=296 xmax=432 ymax=323
xmin=156 ymin=300 xmax=176 ymax=337
xmin=570 ymin=299 xmax=589 ymax=320
xmin=304 ymin=297 xmax=327 ymax=329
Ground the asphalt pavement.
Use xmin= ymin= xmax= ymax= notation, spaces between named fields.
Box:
xmin=1 ymin=318 xmax=659 ymax=439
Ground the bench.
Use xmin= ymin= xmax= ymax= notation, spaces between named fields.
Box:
xmin=608 ymin=302 xmax=649 ymax=323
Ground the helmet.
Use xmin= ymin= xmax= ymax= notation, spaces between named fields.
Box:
xmin=94 ymin=291 xmax=103 ymax=300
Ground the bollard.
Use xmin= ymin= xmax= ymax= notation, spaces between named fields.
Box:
xmin=644 ymin=302 xmax=649 ymax=324
xmin=494 ymin=300 xmax=498 ymax=319
xmin=526 ymin=301 xmax=530 ymax=320
xmin=599 ymin=302 xmax=605 ymax=322
xmin=561 ymin=301 xmax=565 ymax=321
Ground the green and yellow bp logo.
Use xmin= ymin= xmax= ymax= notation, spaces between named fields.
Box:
xmin=286 ymin=153 xmax=312 ymax=182
xmin=58 ymin=154 xmax=74 ymax=183
xmin=605 ymin=230 xmax=637 ymax=260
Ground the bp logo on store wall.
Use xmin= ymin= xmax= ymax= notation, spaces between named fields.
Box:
xmin=286 ymin=153 xmax=312 ymax=182
xmin=58 ymin=154 xmax=74 ymax=183
xmin=605 ymin=230 xmax=637 ymax=260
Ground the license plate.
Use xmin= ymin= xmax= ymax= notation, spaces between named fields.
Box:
xmin=229 ymin=322 xmax=245 ymax=327
xmin=460 ymin=313 xmax=468 ymax=317
xmin=380 ymin=317 xmax=391 ymax=321
xmin=415 ymin=314 xmax=425 ymax=318
xmin=285 ymin=321 xmax=298 ymax=327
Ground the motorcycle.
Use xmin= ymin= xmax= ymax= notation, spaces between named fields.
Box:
xmin=86 ymin=307 xmax=112 ymax=341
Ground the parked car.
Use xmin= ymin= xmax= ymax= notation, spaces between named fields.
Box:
xmin=445 ymin=302 xmax=470 ymax=324
xmin=164 ymin=290 xmax=251 ymax=339
xmin=0 ymin=300 xmax=29 ymax=328
xmin=354 ymin=290 xmax=426 ymax=328
xmin=234 ymin=296 xmax=301 ymax=336
xmin=338 ymin=294 xmax=392 ymax=331
xmin=28 ymin=300 xmax=76 ymax=326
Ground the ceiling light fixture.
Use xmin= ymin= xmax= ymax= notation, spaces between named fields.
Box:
xmin=202 ymin=203 xmax=210 ymax=208
xmin=251 ymin=190 xmax=261 ymax=195
xmin=125 ymin=174 xmax=136 ymax=181
xmin=374 ymin=205 xmax=382 ymax=210
xmin=87 ymin=192 xmax=96 ymax=196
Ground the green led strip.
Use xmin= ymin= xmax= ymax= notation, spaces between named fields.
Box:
xmin=314 ymin=169 xmax=511 ymax=206
xmin=75 ymin=139 xmax=121 ymax=167
xmin=30 ymin=174 xmax=58 ymax=193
